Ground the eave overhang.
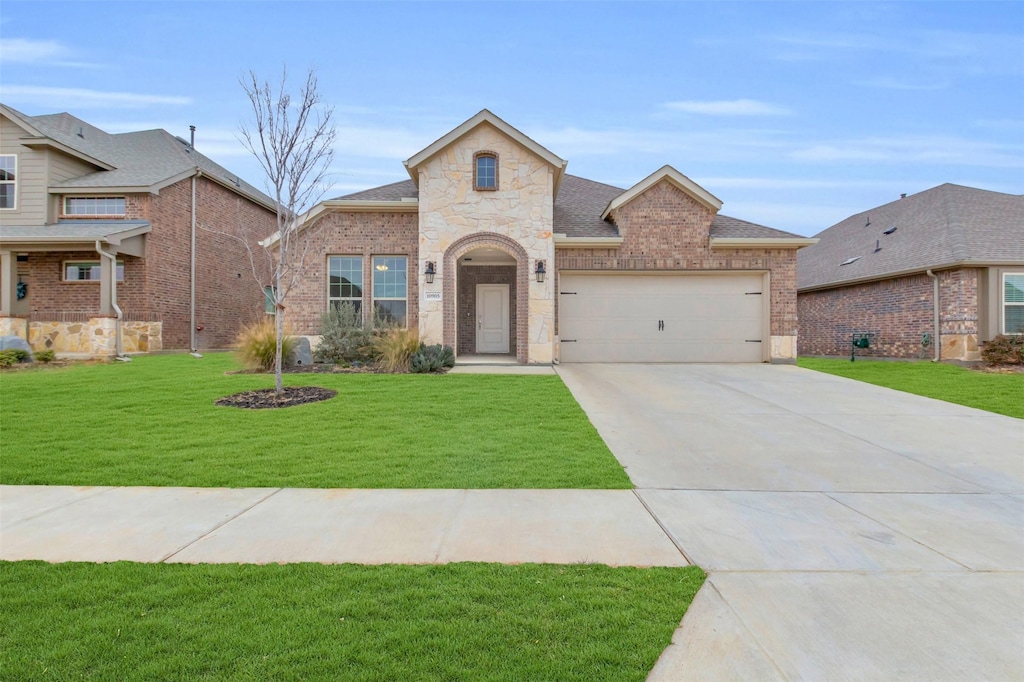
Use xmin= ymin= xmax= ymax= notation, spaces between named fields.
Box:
xmin=261 ymin=200 xmax=418 ymax=249
xmin=797 ymin=259 xmax=1024 ymax=293
xmin=554 ymin=235 xmax=624 ymax=248
xmin=711 ymin=237 xmax=818 ymax=250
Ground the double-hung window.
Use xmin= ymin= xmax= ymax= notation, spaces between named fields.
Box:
xmin=1003 ymin=273 xmax=1024 ymax=334
xmin=328 ymin=256 xmax=363 ymax=316
xmin=0 ymin=155 xmax=16 ymax=209
xmin=372 ymin=256 xmax=407 ymax=326
xmin=64 ymin=261 xmax=125 ymax=282
xmin=63 ymin=197 xmax=126 ymax=216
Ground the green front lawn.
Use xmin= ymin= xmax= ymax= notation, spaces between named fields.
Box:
xmin=0 ymin=354 xmax=629 ymax=488
xmin=798 ymin=358 xmax=1024 ymax=419
xmin=0 ymin=561 xmax=703 ymax=681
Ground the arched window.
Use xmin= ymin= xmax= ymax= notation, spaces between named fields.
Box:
xmin=474 ymin=152 xmax=498 ymax=191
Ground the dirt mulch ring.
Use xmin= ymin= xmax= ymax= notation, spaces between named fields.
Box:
xmin=971 ymin=364 xmax=1024 ymax=374
xmin=215 ymin=386 xmax=338 ymax=409
xmin=229 ymin=363 xmax=390 ymax=375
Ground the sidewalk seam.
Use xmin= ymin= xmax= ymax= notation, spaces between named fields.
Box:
xmin=632 ymin=489 xmax=695 ymax=565
xmin=158 ymin=488 xmax=283 ymax=563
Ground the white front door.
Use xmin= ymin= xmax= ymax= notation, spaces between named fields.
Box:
xmin=476 ymin=284 xmax=510 ymax=353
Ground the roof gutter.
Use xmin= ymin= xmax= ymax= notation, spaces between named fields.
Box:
xmin=95 ymin=240 xmax=125 ymax=360
xmin=926 ymin=269 xmax=940 ymax=362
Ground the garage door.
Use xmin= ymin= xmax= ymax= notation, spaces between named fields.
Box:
xmin=558 ymin=273 xmax=766 ymax=362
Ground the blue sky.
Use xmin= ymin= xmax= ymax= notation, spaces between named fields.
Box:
xmin=1 ymin=1 xmax=1021 ymax=235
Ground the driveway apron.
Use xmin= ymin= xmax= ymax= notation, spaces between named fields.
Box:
xmin=556 ymin=363 xmax=1024 ymax=682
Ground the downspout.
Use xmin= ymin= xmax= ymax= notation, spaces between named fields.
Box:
xmin=96 ymin=240 xmax=124 ymax=359
xmin=926 ymin=269 xmax=940 ymax=362
xmin=190 ymin=171 xmax=198 ymax=352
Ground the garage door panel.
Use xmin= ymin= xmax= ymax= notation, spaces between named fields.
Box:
xmin=558 ymin=274 xmax=765 ymax=363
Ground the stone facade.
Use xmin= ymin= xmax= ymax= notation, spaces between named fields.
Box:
xmin=797 ymin=268 xmax=981 ymax=361
xmin=417 ymin=122 xmax=555 ymax=363
xmin=0 ymin=316 xmax=162 ymax=355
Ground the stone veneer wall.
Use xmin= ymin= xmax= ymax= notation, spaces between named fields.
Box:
xmin=456 ymin=265 xmax=518 ymax=356
xmin=555 ymin=180 xmax=800 ymax=360
xmin=797 ymin=268 xmax=980 ymax=360
xmin=0 ymin=316 xmax=162 ymax=355
xmin=417 ymin=122 xmax=555 ymax=363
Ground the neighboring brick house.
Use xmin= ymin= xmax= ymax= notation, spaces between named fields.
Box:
xmin=797 ymin=184 xmax=1024 ymax=361
xmin=0 ymin=103 xmax=278 ymax=355
xmin=284 ymin=110 xmax=816 ymax=364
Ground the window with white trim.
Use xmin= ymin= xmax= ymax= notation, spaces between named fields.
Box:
xmin=372 ymin=256 xmax=407 ymax=326
xmin=264 ymin=286 xmax=276 ymax=315
xmin=474 ymin=152 xmax=497 ymax=191
xmin=1003 ymin=273 xmax=1024 ymax=334
xmin=0 ymin=155 xmax=16 ymax=209
xmin=328 ymin=256 xmax=363 ymax=317
xmin=64 ymin=261 xmax=124 ymax=282
xmin=63 ymin=197 xmax=126 ymax=216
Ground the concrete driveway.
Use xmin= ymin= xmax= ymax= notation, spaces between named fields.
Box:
xmin=556 ymin=363 xmax=1024 ymax=681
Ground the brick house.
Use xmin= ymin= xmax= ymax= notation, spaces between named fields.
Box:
xmin=283 ymin=110 xmax=816 ymax=364
xmin=797 ymin=184 xmax=1024 ymax=361
xmin=0 ymin=103 xmax=278 ymax=355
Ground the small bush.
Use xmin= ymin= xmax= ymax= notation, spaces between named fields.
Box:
xmin=34 ymin=349 xmax=56 ymax=364
xmin=0 ymin=350 xmax=22 ymax=368
xmin=314 ymin=303 xmax=374 ymax=365
xmin=372 ymin=327 xmax=420 ymax=373
xmin=236 ymin=317 xmax=297 ymax=372
xmin=409 ymin=344 xmax=455 ymax=373
xmin=981 ymin=334 xmax=1024 ymax=366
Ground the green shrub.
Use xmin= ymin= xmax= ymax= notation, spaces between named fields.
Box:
xmin=314 ymin=303 xmax=374 ymax=365
xmin=981 ymin=335 xmax=1024 ymax=366
xmin=235 ymin=317 xmax=297 ymax=372
xmin=34 ymin=349 xmax=56 ymax=364
xmin=372 ymin=327 xmax=420 ymax=373
xmin=409 ymin=344 xmax=455 ymax=373
xmin=0 ymin=350 xmax=21 ymax=368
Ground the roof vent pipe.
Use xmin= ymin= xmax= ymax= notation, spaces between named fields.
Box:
xmin=189 ymin=125 xmax=196 ymax=149
xmin=901 ymin=193 xmax=907 ymax=199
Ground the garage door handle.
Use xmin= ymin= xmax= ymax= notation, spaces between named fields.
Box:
xmin=745 ymin=339 xmax=762 ymax=343
xmin=658 ymin=320 xmax=664 ymax=331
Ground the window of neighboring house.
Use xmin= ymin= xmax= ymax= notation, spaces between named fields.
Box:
xmin=64 ymin=261 xmax=125 ymax=282
xmin=1003 ymin=273 xmax=1024 ymax=334
xmin=63 ymin=197 xmax=127 ymax=216
xmin=474 ymin=152 xmax=497 ymax=191
xmin=264 ymin=286 xmax=276 ymax=315
xmin=372 ymin=256 xmax=407 ymax=326
xmin=0 ymin=155 xmax=16 ymax=209
xmin=328 ymin=256 xmax=363 ymax=317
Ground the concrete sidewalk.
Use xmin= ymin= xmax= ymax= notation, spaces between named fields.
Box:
xmin=0 ymin=485 xmax=685 ymax=567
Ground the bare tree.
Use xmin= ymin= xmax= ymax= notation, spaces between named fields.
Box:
xmin=236 ymin=67 xmax=336 ymax=393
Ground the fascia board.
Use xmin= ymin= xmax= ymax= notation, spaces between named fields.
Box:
xmin=711 ymin=237 xmax=819 ymax=249
xmin=798 ymin=259 xmax=1024 ymax=293
xmin=554 ymin=236 xmax=624 ymax=248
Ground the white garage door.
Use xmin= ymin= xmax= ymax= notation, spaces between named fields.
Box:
xmin=558 ymin=273 xmax=766 ymax=363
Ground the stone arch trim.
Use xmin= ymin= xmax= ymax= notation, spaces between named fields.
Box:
xmin=444 ymin=232 xmax=530 ymax=363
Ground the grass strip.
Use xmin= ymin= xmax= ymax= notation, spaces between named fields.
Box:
xmin=0 ymin=353 xmax=629 ymax=488
xmin=798 ymin=358 xmax=1023 ymax=419
xmin=0 ymin=561 xmax=703 ymax=681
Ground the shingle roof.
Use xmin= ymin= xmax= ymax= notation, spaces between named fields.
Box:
xmin=333 ymin=173 xmax=800 ymax=240
xmin=3 ymin=105 xmax=274 ymax=210
xmin=0 ymin=220 xmax=150 ymax=241
xmin=798 ymin=184 xmax=1024 ymax=291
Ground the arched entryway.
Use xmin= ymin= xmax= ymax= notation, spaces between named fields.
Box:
xmin=443 ymin=233 xmax=530 ymax=363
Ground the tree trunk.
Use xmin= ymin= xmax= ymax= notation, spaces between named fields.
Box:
xmin=274 ymin=274 xmax=284 ymax=394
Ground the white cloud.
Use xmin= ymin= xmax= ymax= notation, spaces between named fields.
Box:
xmin=0 ymin=38 xmax=98 ymax=67
xmin=663 ymin=99 xmax=791 ymax=116
xmin=2 ymin=85 xmax=191 ymax=109
xmin=695 ymin=177 xmax=908 ymax=191
xmin=791 ymin=135 xmax=1024 ymax=168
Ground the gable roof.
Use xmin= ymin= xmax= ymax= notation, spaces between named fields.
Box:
xmin=333 ymin=173 xmax=804 ymax=241
xmin=798 ymin=183 xmax=1024 ymax=291
xmin=602 ymin=165 xmax=723 ymax=219
xmin=403 ymin=109 xmax=568 ymax=195
xmin=0 ymin=103 xmax=275 ymax=211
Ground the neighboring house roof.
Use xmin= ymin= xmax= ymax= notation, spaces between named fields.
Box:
xmin=798 ymin=184 xmax=1024 ymax=292
xmin=332 ymin=173 xmax=804 ymax=241
xmin=0 ymin=220 xmax=151 ymax=254
xmin=0 ymin=103 xmax=275 ymax=211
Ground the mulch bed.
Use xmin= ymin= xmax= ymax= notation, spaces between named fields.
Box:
xmin=215 ymin=386 xmax=338 ymax=409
